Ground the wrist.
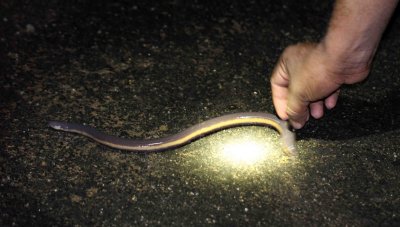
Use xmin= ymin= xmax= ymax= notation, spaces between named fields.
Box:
xmin=316 ymin=0 xmax=399 ymax=84
xmin=317 ymin=38 xmax=373 ymax=84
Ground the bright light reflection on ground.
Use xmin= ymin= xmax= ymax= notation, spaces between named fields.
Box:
xmin=172 ymin=126 xmax=299 ymax=181
xmin=211 ymin=127 xmax=289 ymax=172
xmin=221 ymin=140 xmax=271 ymax=166
xmin=147 ymin=126 xmax=303 ymax=203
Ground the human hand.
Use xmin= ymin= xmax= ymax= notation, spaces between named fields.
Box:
xmin=270 ymin=42 xmax=370 ymax=129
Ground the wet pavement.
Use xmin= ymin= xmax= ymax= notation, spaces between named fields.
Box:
xmin=1 ymin=0 xmax=400 ymax=226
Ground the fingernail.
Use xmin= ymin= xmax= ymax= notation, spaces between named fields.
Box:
xmin=291 ymin=121 xmax=303 ymax=129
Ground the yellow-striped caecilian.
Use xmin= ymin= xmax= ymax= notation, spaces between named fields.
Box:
xmin=49 ymin=112 xmax=297 ymax=156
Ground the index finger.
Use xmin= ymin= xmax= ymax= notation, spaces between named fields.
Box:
xmin=270 ymin=60 xmax=290 ymax=120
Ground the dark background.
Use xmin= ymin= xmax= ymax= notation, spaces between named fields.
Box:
xmin=1 ymin=0 xmax=399 ymax=225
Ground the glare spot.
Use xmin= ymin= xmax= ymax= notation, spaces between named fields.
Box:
xmin=175 ymin=126 xmax=294 ymax=181
xmin=221 ymin=140 xmax=271 ymax=166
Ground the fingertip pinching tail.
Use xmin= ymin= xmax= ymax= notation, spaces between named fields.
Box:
xmin=49 ymin=112 xmax=297 ymax=156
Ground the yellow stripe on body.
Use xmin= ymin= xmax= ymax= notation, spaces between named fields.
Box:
xmin=94 ymin=117 xmax=283 ymax=151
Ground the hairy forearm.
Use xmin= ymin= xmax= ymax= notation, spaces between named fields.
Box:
xmin=320 ymin=0 xmax=398 ymax=82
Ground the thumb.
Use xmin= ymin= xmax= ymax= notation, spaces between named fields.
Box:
xmin=286 ymin=93 xmax=310 ymax=129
